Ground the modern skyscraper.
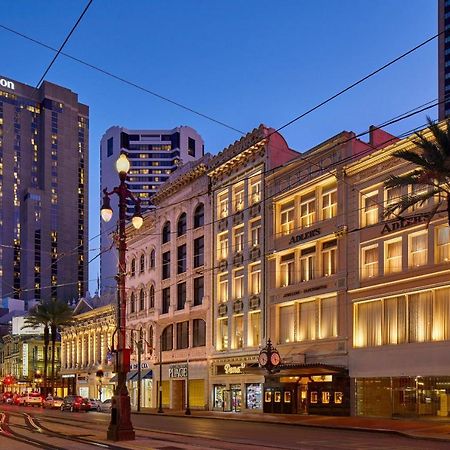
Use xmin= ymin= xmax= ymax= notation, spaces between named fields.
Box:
xmin=0 ymin=75 xmax=89 ymax=304
xmin=99 ymin=126 xmax=204 ymax=293
xmin=438 ymin=0 xmax=450 ymax=119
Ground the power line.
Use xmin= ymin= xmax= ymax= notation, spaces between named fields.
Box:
xmin=35 ymin=0 xmax=94 ymax=88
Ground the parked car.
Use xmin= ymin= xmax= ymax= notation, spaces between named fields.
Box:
xmin=2 ymin=392 xmax=14 ymax=404
xmin=88 ymin=399 xmax=103 ymax=412
xmin=43 ymin=396 xmax=64 ymax=409
xmin=23 ymin=393 xmax=43 ymax=407
xmin=99 ymin=398 xmax=112 ymax=412
xmin=12 ymin=394 xmax=24 ymax=406
xmin=60 ymin=395 xmax=91 ymax=412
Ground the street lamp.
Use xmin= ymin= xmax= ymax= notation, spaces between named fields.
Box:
xmin=101 ymin=152 xmax=143 ymax=442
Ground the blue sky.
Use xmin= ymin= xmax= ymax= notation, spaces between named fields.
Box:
xmin=0 ymin=0 xmax=437 ymax=293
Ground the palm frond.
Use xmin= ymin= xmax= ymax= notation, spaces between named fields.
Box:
xmin=392 ymin=149 xmax=438 ymax=172
xmin=382 ymin=189 xmax=441 ymax=218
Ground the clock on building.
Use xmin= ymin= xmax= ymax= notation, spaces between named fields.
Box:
xmin=258 ymin=351 xmax=268 ymax=367
xmin=258 ymin=339 xmax=282 ymax=373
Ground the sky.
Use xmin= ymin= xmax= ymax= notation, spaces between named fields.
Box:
xmin=0 ymin=0 xmax=437 ymax=294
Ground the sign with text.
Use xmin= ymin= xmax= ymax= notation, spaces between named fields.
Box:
xmin=289 ymin=228 xmax=321 ymax=245
xmin=381 ymin=214 xmax=429 ymax=234
xmin=217 ymin=363 xmax=246 ymax=375
xmin=0 ymin=78 xmax=15 ymax=90
xmin=169 ymin=364 xmax=188 ymax=378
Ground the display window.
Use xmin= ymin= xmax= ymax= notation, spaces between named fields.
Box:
xmin=246 ymin=383 xmax=262 ymax=409
xmin=213 ymin=384 xmax=226 ymax=409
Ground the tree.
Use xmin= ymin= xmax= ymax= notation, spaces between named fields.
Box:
xmin=24 ymin=299 xmax=74 ymax=395
xmin=384 ymin=118 xmax=450 ymax=225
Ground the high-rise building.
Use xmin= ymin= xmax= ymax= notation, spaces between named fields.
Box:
xmin=0 ymin=75 xmax=88 ymax=304
xmin=438 ymin=0 xmax=450 ymax=119
xmin=100 ymin=126 xmax=204 ymax=293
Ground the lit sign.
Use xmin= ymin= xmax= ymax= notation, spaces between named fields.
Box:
xmin=131 ymin=362 xmax=149 ymax=370
xmin=289 ymin=228 xmax=321 ymax=245
xmin=0 ymin=78 xmax=15 ymax=90
xmin=22 ymin=344 xmax=28 ymax=377
xmin=169 ymin=364 xmax=188 ymax=378
xmin=219 ymin=363 xmax=246 ymax=375
xmin=381 ymin=214 xmax=429 ymax=234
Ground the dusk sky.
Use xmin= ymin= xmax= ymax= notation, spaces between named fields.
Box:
xmin=0 ymin=0 xmax=437 ymax=292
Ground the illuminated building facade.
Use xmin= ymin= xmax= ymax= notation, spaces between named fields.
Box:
xmin=347 ymin=124 xmax=450 ymax=418
xmin=125 ymin=156 xmax=211 ymax=410
xmin=0 ymin=75 xmax=88 ymax=302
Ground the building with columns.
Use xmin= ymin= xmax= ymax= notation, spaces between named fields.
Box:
xmin=60 ymin=295 xmax=115 ymax=399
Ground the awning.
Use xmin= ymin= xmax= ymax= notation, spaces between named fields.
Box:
xmin=272 ymin=363 xmax=348 ymax=377
xmin=109 ymin=374 xmax=118 ymax=383
xmin=126 ymin=370 xmax=138 ymax=381
xmin=141 ymin=369 xmax=152 ymax=379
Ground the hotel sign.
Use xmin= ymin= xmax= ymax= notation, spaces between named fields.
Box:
xmin=0 ymin=78 xmax=15 ymax=90
xmin=169 ymin=364 xmax=188 ymax=378
xmin=381 ymin=214 xmax=429 ymax=235
xmin=289 ymin=228 xmax=321 ymax=245
xmin=217 ymin=363 xmax=246 ymax=375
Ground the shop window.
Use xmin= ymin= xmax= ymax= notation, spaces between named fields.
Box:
xmin=361 ymin=245 xmax=378 ymax=279
xmin=232 ymin=315 xmax=244 ymax=349
xmin=321 ymin=239 xmax=337 ymax=276
xmin=177 ymin=244 xmax=187 ymax=274
xmin=193 ymin=319 xmax=206 ymax=347
xmin=322 ymin=187 xmax=337 ymax=219
xmin=279 ymin=304 xmax=295 ymax=343
xmin=249 ymin=263 xmax=261 ymax=295
xmin=233 ymin=183 xmax=245 ymax=212
xmin=193 ymin=276 xmax=204 ymax=306
xmin=214 ymin=385 xmax=226 ymax=409
xmin=280 ymin=201 xmax=294 ymax=235
xmin=176 ymin=321 xmax=189 ymax=349
xmin=409 ymin=232 xmax=428 ymax=267
xmin=218 ymin=272 xmax=228 ymax=303
xmin=193 ymin=203 xmax=204 ymax=228
xmin=284 ymin=392 xmax=292 ymax=403
xmin=162 ymin=221 xmax=171 ymax=244
xmin=162 ymin=251 xmax=171 ymax=279
xmin=322 ymin=392 xmax=331 ymax=404
xmin=233 ymin=225 xmax=244 ymax=253
xmin=300 ymin=193 xmax=316 ymax=228
xmin=384 ymin=238 xmax=402 ymax=274
xmin=177 ymin=213 xmax=187 ymax=237
xmin=246 ymin=384 xmax=262 ymax=409
xmin=217 ymin=232 xmax=228 ymax=260
xmin=218 ymin=191 xmax=228 ymax=218
xmin=194 ymin=236 xmax=204 ymax=267
xmin=280 ymin=253 xmax=295 ymax=286
xmin=310 ymin=392 xmax=318 ymax=404
xmin=299 ymin=300 xmax=316 ymax=341
xmin=217 ymin=318 xmax=228 ymax=350
xmin=177 ymin=282 xmax=186 ymax=310
xmin=300 ymin=246 xmax=315 ymax=281
xmin=361 ymin=190 xmax=378 ymax=226
xmin=248 ymin=311 xmax=261 ymax=347
xmin=161 ymin=325 xmax=173 ymax=351
xmin=436 ymin=226 xmax=450 ymax=263
xmin=334 ymin=392 xmax=343 ymax=404
xmin=264 ymin=390 xmax=272 ymax=403
xmin=250 ymin=219 xmax=261 ymax=247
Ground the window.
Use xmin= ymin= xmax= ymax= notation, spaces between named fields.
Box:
xmin=321 ymin=240 xmax=337 ymax=277
xmin=384 ymin=239 xmax=402 ymax=273
xmin=409 ymin=232 xmax=428 ymax=267
xmin=217 ymin=232 xmax=228 ymax=260
xmin=362 ymin=191 xmax=378 ymax=226
xmin=233 ymin=226 xmax=244 ymax=253
xmin=250 ymin=176 xmax=261 ymax=204
xmin=177 ymin=213 xmax=187 ymax=237
xmin=385 ymin=186 xmax=402 ymax=217
xmin=194 ymin=236 xmax=204 ymax=267
xmin=217 ymin=318 xmax=228 ymax=350
xmin=193 ymin=276 xmax=204 ymax=306
xmin=218 ymin=273 xmax=228 ymax=302
xmin=248 ymin=311 xmax=261 ymax=347
xmin=279 ymin=305 xmax=295 ymax=343
xmin=218 ymin=191 xmax=228 ymax=218
xmin=162 ymin=221 xmax=171 ymax=244
xmin=107 ymin=137 xmax=113 ymax=157
xmin=320 ymin=297 xmax=337 ymax=338
xmin=161 ymin=325 xmax=173 ymax=351
xmin=233 ymin=315 xmax=244 ymax=349
xmin=162 ymin=251 xmax=170 ymax=279
xmin=361 ymin=245 xmax=378 ymax=279
xmin=354 ymin=300 xmax=383 ymax=347
xmin=250 ymin=220 xmax=261 ymax=247
xmin=280 ymin=202 xmax=294 ymax=235
xmin=300 ymin=194 xmax=316 ymax=228
xmin=148 ymin=326 xmax=154 ymax=350
xmin=139 ymin=289 xmax=145 ymax=310
xmin=193 ymin=319 xmax=206 ymax=347
xmin=130 ymin=292 xmax=135 ymax=314
xmin=188 ymin=137 xmax=196 ymax=157
xmin=194 ymin=203 xmax=204 ymax=228
xmin=177 ymin=282 xmax=186 ymax=310
xmin=322 ymin=188 xmax=337 ymax=219
xmin=410 ymin=183 xmax=428 ymax=210
xmin=130 ymin=259 xmax=136 ymax=277
xmin=300 ymin=246 xmax=316 ymax=281
xmin=249 ymin=263 xmax=261 ymax=295
xmin=176 ymin=321 xmax=189 ymax=349
xmin=298 ymin=301 xmax=316 ymax=341
xmin=140 ymin=254 xmax=145 ymax=274
xmin=234 ymin=268 xmax=244 ymax=299
xmin=149 ymin=285 xmax=155 ymax=308
xmin=162 ymin=287 xmax=170 ymax=314
xmin=177 ymin=244 xmax=186 ymax=274
xmin=233 ymin=183 xmax=245 ymax=212
xmin=150 ymin=249 xmax=156 ymax=269
xmin=280 ymin=253 xmax=295 ymax=286
xmin=436 ymin=226 xmax=450 ymax=263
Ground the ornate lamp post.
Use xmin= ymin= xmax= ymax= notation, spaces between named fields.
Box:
xmin=101 ymin=153 xmax=143 ymax=441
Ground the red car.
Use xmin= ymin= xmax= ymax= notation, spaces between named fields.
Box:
xmin=60 ymin=395 xmax=91 ymax=412
xmin=2 ymin=392 xmax=14 ymax=404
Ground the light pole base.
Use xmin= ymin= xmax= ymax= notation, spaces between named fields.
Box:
xmin=107 ymin=392 xmax=135 ymax=441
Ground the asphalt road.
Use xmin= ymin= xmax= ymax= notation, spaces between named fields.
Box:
xmin=0 ymin=404 xmax=449 ymax=450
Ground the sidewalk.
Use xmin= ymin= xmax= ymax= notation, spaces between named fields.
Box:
xmin=133 ymin=408 xmax=450 ymax=442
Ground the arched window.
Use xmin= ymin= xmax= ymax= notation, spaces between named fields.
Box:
xmin=139 ymin=289 xmax=145 ymax=310
xmin=148 ymin=326 xmax=154 ymax=352
xmin=194 ymin=203 xmax=204 ymax=228
xmin=162 ymin=221 xmax=171 ymax=244
xmin=131 ymin=259 xmax=136 ymax=277
xmin=150 ymin=249 xmax=156 ymax=269
xmin=161 ymin=325 xmax=173 ymax=351
xmin=177 ymin=212 xmax=187 ymax=236
xmin=149 ymin=285 xmax=155 ymax=309
xmin=130 ymin=292 xmax=135 ymax=314
xmin=140 ymin=254 xmax=145 ymax=274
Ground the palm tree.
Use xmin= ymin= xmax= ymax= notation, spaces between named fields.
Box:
xmin=24 ymin=299 xmax=74 ymax=395
xmin=384 ymin=118 xmax=450 ymax=225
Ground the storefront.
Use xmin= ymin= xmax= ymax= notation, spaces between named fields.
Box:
xmin=210 ymin=357 xmax=263 ymax=413
xmin=121 ymin=363 xmax=153 ymax=409
xmin=71 ymin=371 xmax=115 ymax=400
xmin=263 ymin=364 xmax=350 ymax=416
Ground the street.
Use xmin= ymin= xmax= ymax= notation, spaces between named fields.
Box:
xmin=0 ymin=404 xmax=449 ymax=450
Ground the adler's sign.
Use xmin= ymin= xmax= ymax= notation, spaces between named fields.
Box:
xmin=0 ymin=78 xmax=15 ymax=90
